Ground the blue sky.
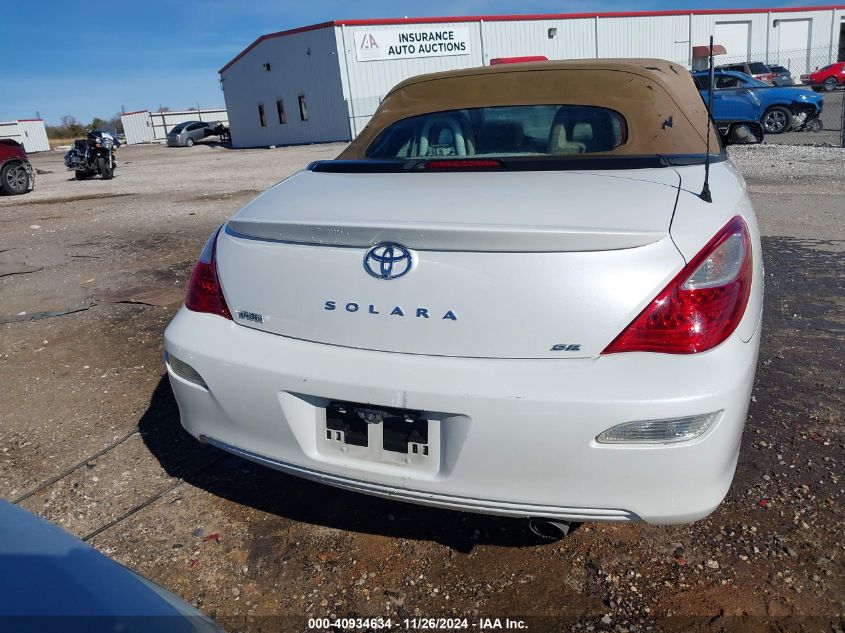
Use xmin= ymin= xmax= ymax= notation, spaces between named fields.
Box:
xmin=2 ymin=0 xmax=815 ymax=124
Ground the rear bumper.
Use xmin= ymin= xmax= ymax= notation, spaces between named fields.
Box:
xmin=164 ymin=308 xmax=760 ymax=524
xmin=166 ymin=137 xmax=182 ymax=146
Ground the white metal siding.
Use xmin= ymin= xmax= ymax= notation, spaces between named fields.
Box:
xmin=337 ymin=22 xmax=485 ymax=136
xmin=221 ymin=27 xmax=349 ymax=148
xmin=222 ymin=7 xmax=843 ymax=146
xmin=691 ymin=13 xmax=768 ymax=59
xmin=121 ymin=111 xmax=155 ymax=145
xmin=0 ymin=121 xmax=23 ymax=146
xmin=597 ymin=16 xmax=691 ymax=64
xmin=16 ymin=120 xmax=50 ymax=152
xmin=0 ymin=120 xmax=49 ymax=152
xmin=481 ymin=19 xmax=596 ymax=64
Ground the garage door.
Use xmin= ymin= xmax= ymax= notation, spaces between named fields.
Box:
xmin=715 ymin=21 xmax=751 ymax=59
xmin=776 ymin=19 xmax=811 ymax=74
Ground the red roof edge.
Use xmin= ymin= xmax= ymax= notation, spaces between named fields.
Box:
xmin=121 ymin=109 xmax=150 ymax=116
xmin=219 ymin=5 xmax=845 ymax=75
xmin=16 ymin=118 xmax=44 ymax=122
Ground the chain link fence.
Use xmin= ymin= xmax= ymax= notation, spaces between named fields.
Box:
xmin=710 ymin=46 xmax=843 ymax=147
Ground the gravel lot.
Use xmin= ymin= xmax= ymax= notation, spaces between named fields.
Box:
xmin=1 ymin=142 xmax=843 ymax=632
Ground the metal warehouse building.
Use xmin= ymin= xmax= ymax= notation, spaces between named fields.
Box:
xmin=0 ymin=119 xmax=50 ymax=153
xmin=219 ymin=5 xmax=845 ymax=148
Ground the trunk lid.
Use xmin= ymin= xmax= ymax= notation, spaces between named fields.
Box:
xmin=216 ymin=169 xmax=685 ymax=359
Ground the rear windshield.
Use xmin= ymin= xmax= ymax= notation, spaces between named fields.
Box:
xmin=748 ymin=62 xmax=770 ymax=74
xmin=365 ymin=105 xmax=628 ymax=159
xmin=169 ymin=124 xmax=188 ymax=133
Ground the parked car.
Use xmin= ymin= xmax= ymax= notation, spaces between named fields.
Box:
xmin=0 ymin=500 xmax=223 ymax=632
xmin=165 ymin=60 xmax=764 ymax=529
xmin=692 ymin=69 xmax=823 ymax=133
xmin=0 ymin=139 xmax=34 ymax=195
xmin=768 ymin=64 xmax=794 ymax=86
xmin=166 ymin=120 xmax=218 ymax=147
xmin=800 ymin=62 xmax=845 ymax=91
xmin=717 ymin=61 xmax=774 ymax=83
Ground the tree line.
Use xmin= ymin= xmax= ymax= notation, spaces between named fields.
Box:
xmin=46 ymin=106 xmax=198 ymax=138
xmin=46 ymin=114 xmax=125 ymax=139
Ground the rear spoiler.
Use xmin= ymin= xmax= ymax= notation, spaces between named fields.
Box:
xmin=307 ymin=154 xmax=727 ymax=173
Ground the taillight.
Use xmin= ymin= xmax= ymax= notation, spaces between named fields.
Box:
xmin=185 ymin=227 xmax=232 ymax=320
xmin=603 ymin=216 xmax=752 ymax=354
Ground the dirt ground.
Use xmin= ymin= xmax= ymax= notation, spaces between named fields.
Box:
xmin=1 ymin=142 xmax=843 ymax=633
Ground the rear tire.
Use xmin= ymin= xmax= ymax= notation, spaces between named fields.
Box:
xmin=97 ymin=157 xmax=114 ymax=180
xmin=762 ymin=106 xmax=791 ymax=134
xmin=0 ymin=162 xmax=29 ymax=195
xmin=823 ymin=77 xmax=837 ymax=92
xmin=185 ymin=137 xmax=194 ymax=147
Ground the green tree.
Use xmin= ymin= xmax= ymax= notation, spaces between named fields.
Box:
xmin=109 ymin=113 xmax=124 ymax=134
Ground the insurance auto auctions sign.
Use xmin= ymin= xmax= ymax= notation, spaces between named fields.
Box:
xmin=354 ymin=27 xmax=471 ymax=62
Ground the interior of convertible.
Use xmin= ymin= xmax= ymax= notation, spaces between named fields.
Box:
xmin=365 ymin=105 xmax=628 ymax=159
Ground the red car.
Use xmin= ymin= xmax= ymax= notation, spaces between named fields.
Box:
xmin=800 ymin=62 xmax=845 ymax=92
xmin=0 ymin=139 xmax=34 ymax=195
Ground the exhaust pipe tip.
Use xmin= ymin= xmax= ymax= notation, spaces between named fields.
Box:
xmin=528 ymin=518 xmax=574 ymax=541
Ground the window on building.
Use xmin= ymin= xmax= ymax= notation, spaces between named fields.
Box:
xmin=258 ymin=104 xmax=266 ymax=128
xmin=276 ymin=100 xmax=286 ymax=124
xmin=298 ymin=94 xmax=308 ymax=121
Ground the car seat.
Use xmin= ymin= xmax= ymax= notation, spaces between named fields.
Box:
xmin=547 ymin=111 xmax=587 ymax=155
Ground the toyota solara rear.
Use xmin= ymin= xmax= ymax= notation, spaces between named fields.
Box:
xmin=164 ymin=60 xmax=763 ymax=525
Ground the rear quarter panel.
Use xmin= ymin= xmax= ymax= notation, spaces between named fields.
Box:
xmin=670 ymin=160 xmax=763 ymax=343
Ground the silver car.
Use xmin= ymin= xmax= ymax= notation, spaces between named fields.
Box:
xmin=166 ymin=121 xmax=215 ymax=147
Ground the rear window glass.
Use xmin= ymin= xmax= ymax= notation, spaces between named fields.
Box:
xmin=169 ymin=124 xmax=187 ymax=133
xmin=748 ymin=63 xmax=770 ymax=74
xmin=365 ymin=105 xmax=627 ymax=159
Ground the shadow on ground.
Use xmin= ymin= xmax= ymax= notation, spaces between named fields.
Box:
xmin=140 ymin=377 xmax=554 ymax=552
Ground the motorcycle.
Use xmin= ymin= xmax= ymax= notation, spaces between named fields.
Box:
xmin=64 ymin=130 xmax=120 ymax=180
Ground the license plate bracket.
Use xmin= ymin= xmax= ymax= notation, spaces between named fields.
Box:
xmin=325 ymin=402 xmax=369 ymax=447
xmin=325 ymin=401 xmax=429 ymax=455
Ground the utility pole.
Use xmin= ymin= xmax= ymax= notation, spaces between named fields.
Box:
xmin=841 ymin=93 xmax=845 ymax=148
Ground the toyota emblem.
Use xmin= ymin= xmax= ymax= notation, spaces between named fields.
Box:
xmin=363 ymin=243 xmax=413 ymax=280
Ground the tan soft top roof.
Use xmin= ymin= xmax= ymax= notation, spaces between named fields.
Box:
xmin=340 ymin=59 xmax=716 ymax=158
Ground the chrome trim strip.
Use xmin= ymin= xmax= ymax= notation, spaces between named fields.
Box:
xmin=201 ymin=435 xmax=638 ymax=522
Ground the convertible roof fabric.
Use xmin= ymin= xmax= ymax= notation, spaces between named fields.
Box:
xmin=340 ymin=59 xmax=717 ymax=158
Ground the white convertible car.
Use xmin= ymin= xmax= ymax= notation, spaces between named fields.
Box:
xmin=164 ymin=60 xmax=763 ymax=528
